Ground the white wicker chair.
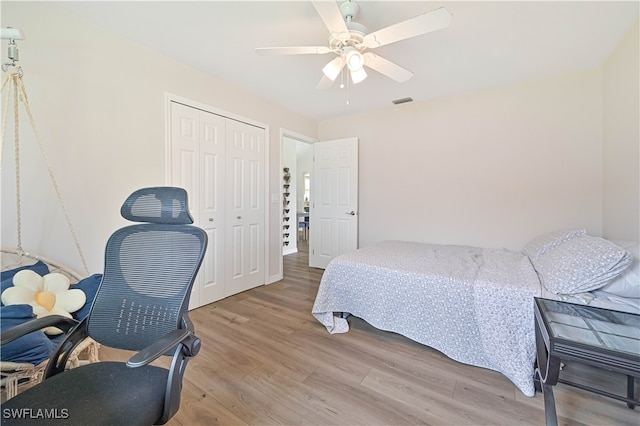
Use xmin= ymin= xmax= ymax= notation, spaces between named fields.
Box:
xmin=1 ymin=248 xmax=100 ymax=401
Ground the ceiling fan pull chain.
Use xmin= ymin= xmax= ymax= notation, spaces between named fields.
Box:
xmin=345 ymin=71 xmax=350 ymax=105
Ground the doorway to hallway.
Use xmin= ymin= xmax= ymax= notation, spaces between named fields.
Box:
xmin=282 ymin=135 xmax=313 ymax=256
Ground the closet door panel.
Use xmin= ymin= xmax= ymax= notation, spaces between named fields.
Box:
xmin=249 ymin=222 xmax=260 ymax=274
xmin=230 ymin=224 xmax=243 ymax=279
xmin=171 ymin=103 xmax=199 ymax=215
xmin=171 ymin=102 xmax=227 ymax=309
xmin=198 ymin=110 xmax=226 ymax=306
xmin=225 ymin=120 xmax=265 ymax=297
xmin=230 ymin=157 xmax=244 ymax=210
xmin=171 ymin=103 xmax=201 ymax=309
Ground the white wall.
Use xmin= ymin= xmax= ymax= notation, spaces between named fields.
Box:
xmin=602 ymin=20 xmax=640 ymax=243
xmin=0 ymin=2 xmax=316 ymax=277
xmin=2 ymin=2 xmax=635 ymax=278
xmin=319 ymin=68 xmax=604 ymax=251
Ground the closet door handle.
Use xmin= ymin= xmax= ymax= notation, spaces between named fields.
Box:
xmin=237 ymin=216 xmax=242 ymax=219
xmin=345 ymin=211 xmax=356 ymax=216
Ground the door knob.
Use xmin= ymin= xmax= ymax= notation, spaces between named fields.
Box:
xmin=237 ymin=216 xmax=242 ymax=219
xmin=345 ymin=211 xmax=356 ymax=216
xmin=208 ymin=218 xmax=214 ymax=222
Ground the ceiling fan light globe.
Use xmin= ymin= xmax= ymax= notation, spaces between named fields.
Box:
xmin=345 ymin=49 xmax=364 ymax=71
xmin=322 ymin=57 xmax=344 ymax=81
xmin=350 ymin=67 xmax=367 ymax=84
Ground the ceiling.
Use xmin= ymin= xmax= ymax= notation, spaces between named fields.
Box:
xmin=52 ymin=1 xmax=638 ymax=121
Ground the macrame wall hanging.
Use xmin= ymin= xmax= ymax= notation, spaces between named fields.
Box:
xmin=1 ymin=27 xmax=89 ymax=276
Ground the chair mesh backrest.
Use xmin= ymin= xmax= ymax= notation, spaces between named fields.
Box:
xmin=87 ymin=187 xmax=206 ymax=351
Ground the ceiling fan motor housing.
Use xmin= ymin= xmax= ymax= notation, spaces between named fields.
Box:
xmin=329 ymin=27 xmax=365 ymax=51
xmin=340 ymin=1 xmax=360 ymax=21
xmin=337 ymin=0 xmax=367 ymax=52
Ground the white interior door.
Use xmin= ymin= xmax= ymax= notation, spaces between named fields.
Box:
xmin=197 ymin=109 xmax=227 ymax=306
xmin=170 ymin=102 xmax=226 ymax=309
xmin=225 ymin=119 xmax=266 ymax=296
xmin=309 ymin=137 xmax=359 ymax=269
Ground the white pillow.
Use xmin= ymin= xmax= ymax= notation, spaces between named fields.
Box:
xmin=532 ymin=235 xmax=632 ymax=295
xmin=521 ymin=228 xmax=586 ymax=262
xmin=599 ymin=241 xmax=639 ymax=298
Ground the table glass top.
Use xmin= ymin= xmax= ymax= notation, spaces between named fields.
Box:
xmin=536 ymin=298 xmax=640 ymax=357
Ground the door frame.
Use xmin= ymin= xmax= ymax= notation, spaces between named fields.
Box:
xmin=278 ymin=128 xmax=316 ymax=279
xmin=164 ymin=92 xmax=270 ymax=296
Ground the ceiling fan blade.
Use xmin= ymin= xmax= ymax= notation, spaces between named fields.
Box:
xmin=255 ymin=46 xmax=332 ymax=56
xmin=363 ymin=7 xmax=452 ymax=49
xmin=256 ymin=46 xmax=333 ymax=56
xmin=311 ymin=1 xmax=350 ymax=42
xmin=363 ymin=52 xmax=413 ymax=83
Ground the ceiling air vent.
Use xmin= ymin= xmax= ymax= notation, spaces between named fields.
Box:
xmin=392 ymin=97 xmax=413 ymax=105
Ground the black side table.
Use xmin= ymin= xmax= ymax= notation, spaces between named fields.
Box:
xmin=534 ymin=298 xmax=640 ymax=426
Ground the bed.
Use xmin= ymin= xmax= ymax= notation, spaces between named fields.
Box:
xmin=311 ymin=230 xmax=636 ymax=397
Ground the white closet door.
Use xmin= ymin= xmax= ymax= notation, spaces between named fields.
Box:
xmin=198 ymin=109 xmax=226 ymax=306
xmin=225 ymin=119 xmax=266 ymax=297
xmin=170 ymin=102 xmax=226 ymax=309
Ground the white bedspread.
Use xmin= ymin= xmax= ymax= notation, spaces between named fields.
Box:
xmin=311 ymin=241 xmax=542 ymax=396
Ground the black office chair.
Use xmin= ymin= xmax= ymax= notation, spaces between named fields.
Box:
xmin=1 ymin=187 xmax=207 ymax=425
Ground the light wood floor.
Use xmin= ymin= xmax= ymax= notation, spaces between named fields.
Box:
xmin=100 ymin=250 xmax=639 ymax=425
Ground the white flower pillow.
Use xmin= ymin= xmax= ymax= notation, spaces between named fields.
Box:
xmin=521 ymin=228 xmax=586 ymax=262
xmin=598 ymin=240 xmax=639 ymax=298
xmin=531 ymin=235 xmax=632 ymax=295
xmin=1 ymin=269 xmax=86 ymax=335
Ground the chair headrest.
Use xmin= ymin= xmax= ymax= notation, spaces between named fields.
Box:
xmin=120 ymin=187 xmax=194 ymax=224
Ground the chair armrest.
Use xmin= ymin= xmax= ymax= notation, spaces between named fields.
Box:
xmin=1 ymin=315 xmax=79 ymax=345
xmin=126 ymin=328 xmax=191 ymax=368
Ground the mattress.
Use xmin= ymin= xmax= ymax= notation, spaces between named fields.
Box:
xmin=312 ymin=240 xmax=542 ymax=396
xmin=541 ymin=286 xmax=640 ymax=314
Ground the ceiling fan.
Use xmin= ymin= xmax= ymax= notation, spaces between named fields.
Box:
xmin=255 ymin=0 xmax=452 ymax=88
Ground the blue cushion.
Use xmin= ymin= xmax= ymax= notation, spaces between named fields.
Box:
xmin=0 ymin=304 xmax=56 ymax=365
xmin=0 ymin=264 xmax=97 ymax=366
xmin=72 ymin=274 xmax=102 ymax=321
xmin=1 ymin=263 xmax=100 ymax=320
xmin=0 ymin=260 xmax=50 ymax=281
xmin=1 ymin=265 xmax=100 ymax=365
